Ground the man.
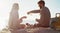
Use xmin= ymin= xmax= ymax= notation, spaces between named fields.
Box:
xmin=27 ymin=0 xmax=51 ymax=27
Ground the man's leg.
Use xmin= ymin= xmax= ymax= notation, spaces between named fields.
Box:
xmin=36 ymin=19 xmax=49 ymax=28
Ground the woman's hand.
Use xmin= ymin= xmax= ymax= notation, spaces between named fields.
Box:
xmin=19 ymin=16 xmax=27 ymax=21
xmin=21 ymin=16 xmax=27 ymax=19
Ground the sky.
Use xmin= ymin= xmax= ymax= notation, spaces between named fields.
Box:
xmin=0 ymin=0 xmax=60 ymax=30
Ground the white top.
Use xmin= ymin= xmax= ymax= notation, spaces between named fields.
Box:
xmin=9 ymin=9 xmax=19 ymax=29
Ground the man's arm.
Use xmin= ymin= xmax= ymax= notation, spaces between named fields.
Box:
xmin=30 ymin=10 xmax=40 ymax=13
xmin=27 ymin=10 xmax=40 ymax=14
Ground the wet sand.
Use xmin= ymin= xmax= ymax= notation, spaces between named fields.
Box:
xmin=15 ymin=27 xmax=60 ymax=33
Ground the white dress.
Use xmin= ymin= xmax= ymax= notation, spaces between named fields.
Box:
xmin=9 ymin=9 xmax=19 ymax=29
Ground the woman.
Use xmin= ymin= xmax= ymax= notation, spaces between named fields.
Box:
xmin=8 ymin=3 xmax=27 ymax=33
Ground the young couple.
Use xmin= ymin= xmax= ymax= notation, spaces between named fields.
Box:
xmin=8 ymin=0 xmax=51 ymax=32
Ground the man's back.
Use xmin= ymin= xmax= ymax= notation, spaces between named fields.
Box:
xmin=39 ymin=7 xmax=51 ymax=27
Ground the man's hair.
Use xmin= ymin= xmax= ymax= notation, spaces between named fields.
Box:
xmin=38 ymin=0 xmax=45 ymax=5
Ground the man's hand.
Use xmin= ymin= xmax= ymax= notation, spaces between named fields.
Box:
xmin=27 ymin=12 xmax=31 ymax=15
xmin=36 ymin=19 xmax=40 ymax=23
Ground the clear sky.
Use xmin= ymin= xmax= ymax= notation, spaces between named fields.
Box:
xmin=0 ymin=0 xmax=60 ymax=30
